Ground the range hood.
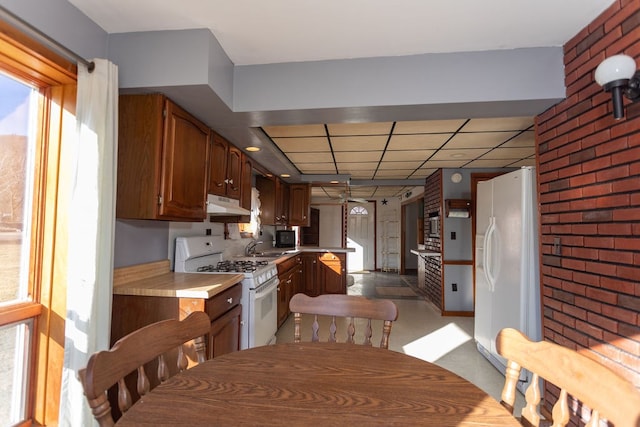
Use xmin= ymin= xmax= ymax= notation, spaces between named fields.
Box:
xmin=206 ymin=194 xmax=251 ymax=216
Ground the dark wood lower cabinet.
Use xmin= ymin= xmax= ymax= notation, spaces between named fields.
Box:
xmin=301 ymin=252 xmax=319 ymax=296
xmin=317 ymin=252 xmax=347 ymax=294
xmin=209 ymin=303 xmax=241 ymax=359
xmin=277 ymin=255 xmax=302 ymax=327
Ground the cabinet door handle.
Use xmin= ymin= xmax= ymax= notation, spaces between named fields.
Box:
xmin=227 ymin=297 xmax=233 ymax=304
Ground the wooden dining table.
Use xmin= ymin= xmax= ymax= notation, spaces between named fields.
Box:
xmin=116 ymin=342 xmax=519 ymax=426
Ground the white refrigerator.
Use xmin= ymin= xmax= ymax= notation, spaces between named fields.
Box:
xmin=474 ymin=166 xmax=541 ymax=391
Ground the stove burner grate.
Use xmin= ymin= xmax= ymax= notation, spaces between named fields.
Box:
xmin=196 ymin=260 xmax=270 ymax=273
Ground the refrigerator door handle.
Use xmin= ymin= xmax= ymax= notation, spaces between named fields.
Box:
xmin=484 ymin=217 xmax=496 ymax=292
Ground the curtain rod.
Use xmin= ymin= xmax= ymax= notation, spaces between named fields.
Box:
xmin=0 ymin=5 xmax=95 ymax=72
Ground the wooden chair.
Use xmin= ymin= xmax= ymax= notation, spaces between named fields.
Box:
xmin=79 ymin=311 xmax=211 ymax=427
xmin=289 ymin=293 xmax=398 ymax=349
xmin=496 ymin=327 xmax=640 ymax=427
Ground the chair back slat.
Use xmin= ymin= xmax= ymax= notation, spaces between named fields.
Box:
xmin=117 ymin=378 xmax=132 ymax=414
xmin=521 ymin=372 xmax=541 ymax=426
xmin=496 ymin=328 xmax=640 ymax=427
xmin=81 ymin=311 xmax=211 ymax=426
xmin=289 ymin=293 xmax=398 ymax=349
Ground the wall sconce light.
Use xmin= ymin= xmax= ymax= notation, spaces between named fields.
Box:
xmin=595 ymin=54 xmax=640 ymax=119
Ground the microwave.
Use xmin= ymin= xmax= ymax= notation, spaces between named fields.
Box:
xmin=275 ymin=230 xmax=296 ymax=248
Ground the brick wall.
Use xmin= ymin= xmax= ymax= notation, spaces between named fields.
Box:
xmin=422 ymin=170 xmax=443 ymax=309
xmin=536 ymin=0 xmax=640 ymax=422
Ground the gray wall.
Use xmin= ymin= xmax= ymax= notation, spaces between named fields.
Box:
xmin=403 ymin=201 xmax=419 ymax=270
xmin=0 ymin=1 xmax=562 ymax=275
xmin=0 ymin=0 xmax=108 ymax=59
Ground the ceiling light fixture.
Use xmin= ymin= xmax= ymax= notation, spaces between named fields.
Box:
xmin=595 ymin=54 xmax=640 ymax=119
xmin=246 ymin=146 xmax=261 ymax=152
xmin=280 ymin=173 xmax=290 ymax=178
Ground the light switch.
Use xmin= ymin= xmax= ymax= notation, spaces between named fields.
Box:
xmin=553 ymin=237 xmax=561 ymax=255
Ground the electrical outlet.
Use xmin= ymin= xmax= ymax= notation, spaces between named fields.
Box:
xmin=452 ymin=283 xmax=458 ymax=292
xmin=451 ymin=231 xmax=456 ymax=240
xmin=553 ymin=237 xmax=561 ymax=255
xmin=205 ymin=228 xmax=212 ymax=236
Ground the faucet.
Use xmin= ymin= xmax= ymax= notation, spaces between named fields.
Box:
xmin=245 ymin=240 xmax=263 ymax=256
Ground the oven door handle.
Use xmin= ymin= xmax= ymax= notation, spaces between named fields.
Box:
xmin=254 ymin=276 xmax=279 ymax=298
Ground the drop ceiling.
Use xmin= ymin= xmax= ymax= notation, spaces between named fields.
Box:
xmin=262 ymin=116 xmax=534 ymax=200
xmin=66 ymin=0 xmax=614 ymax=200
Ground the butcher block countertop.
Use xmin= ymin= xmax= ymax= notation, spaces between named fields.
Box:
xmin=113 ymin=260 xmax=243 ymax=299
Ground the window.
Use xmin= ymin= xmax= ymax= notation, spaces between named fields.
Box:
xmin=0 ymin=20 xmax=77 ymax=425
xmin=0 ymin=71 xmax=38 ymax=424
xmin=349 ymin=206 xmax=368 ymax=215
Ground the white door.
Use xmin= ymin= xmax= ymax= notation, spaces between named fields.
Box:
xmin=347 ymin=202 xmax=375 ymax=272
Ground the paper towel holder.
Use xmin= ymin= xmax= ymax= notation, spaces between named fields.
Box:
xmin=445 ymin=199 xmax=471 ymax=218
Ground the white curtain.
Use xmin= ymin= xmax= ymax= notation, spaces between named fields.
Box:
xmin=58 ymin=59 xmax=118 ymax=426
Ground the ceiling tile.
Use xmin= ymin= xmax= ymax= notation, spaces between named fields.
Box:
xmin=409 ymin=169 xmax=435 ymax=178
xmin=443 ymin=132 xmax=519 ymax=149
xmin=296 ymin=163 xmax=337 ymax=173
xmin=375 ymin=170 xmax=416 ymax=178
xmin=331 ymin=135 xmax=388 ymax=151
xmin=327 ymin=122 xmax=393 ymax=135
xmin=431 ymin=148 xmax=490 ymax=160
xmin=420 ymin=160 xmax=468 ymax=168
xmin=272 ymin=137 xmax=330 ymax=152
xmin=461 ymin=117 xmax=533 ymax=132
xmin=387 ymin=134 xmax=450 ymax=150
xmin=501 ymin=130 xmax=535 ymax=148
xmin=382 ymin=149 xmax=434 ymax=161
xmin=338 ymin=162 xmax=379 ymax=171
xmin=393 ymin=119 xmax=466 ymax=134
xmin=334 ymin=151 xmax=383 ymax=162
xmin=464 ymin=159 xmax=515 ymax=168
xmin=287 ymin=152 xmax=334 ymax=163
xmin=263 ymin=124 xmax=326 ymax=137
xmin=377 ymin=160 xmax=423 ymax=170
xmin=479 ymin=147 xmax=535 ymax=159
xmin=312 ymin=186 xmax=345 ymax=198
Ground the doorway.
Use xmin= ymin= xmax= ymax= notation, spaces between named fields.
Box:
xmin=346 ymin=201 xmax=376 ymax=272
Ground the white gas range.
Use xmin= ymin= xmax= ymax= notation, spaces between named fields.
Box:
xmin=174 ymin=235 xmax=279 ymax=350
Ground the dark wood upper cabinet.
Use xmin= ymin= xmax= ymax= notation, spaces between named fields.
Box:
xmin=208 ymin=132 xmax=242 ymax=199
xmin=288 ymin=184 xmax=311 ymax=226
xmin=117 ymin=94 xmax=210 ymax=221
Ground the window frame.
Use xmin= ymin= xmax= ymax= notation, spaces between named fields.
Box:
xmin=0 ymin=19 xmax=77 ymax=426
